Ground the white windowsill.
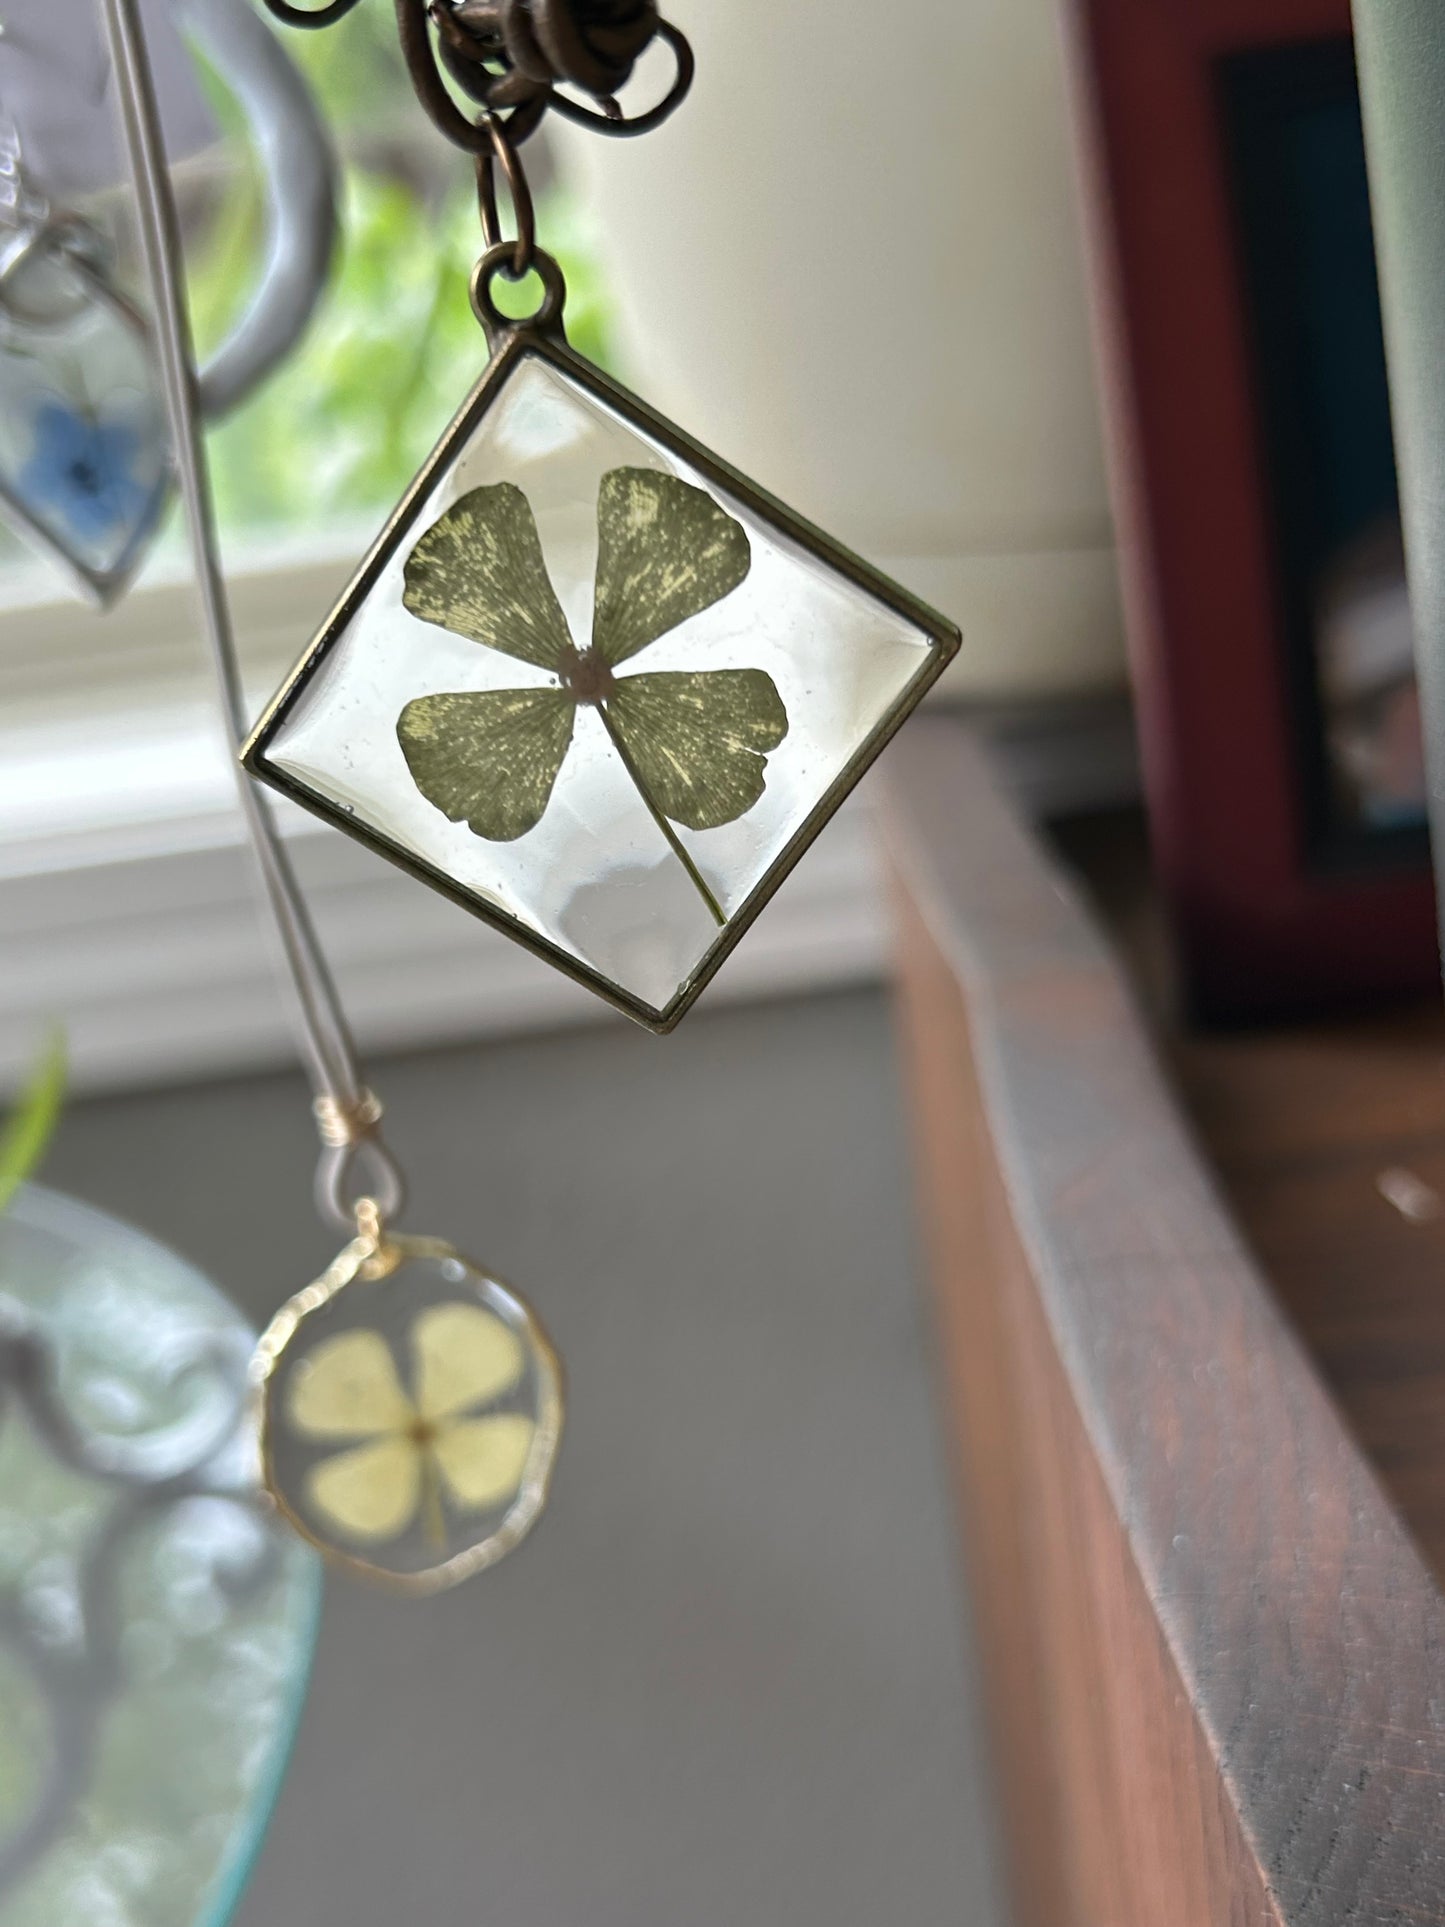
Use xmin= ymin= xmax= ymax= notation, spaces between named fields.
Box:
xmin=0 ymin=539 xmax=890 ymax=1096
xmin=0 ymin=530 xmax=1138 ymax=1097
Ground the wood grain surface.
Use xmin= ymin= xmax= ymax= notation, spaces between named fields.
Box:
xmin=1054 ymin=805 xmax=1445 ymax=1589
xmin=886 ymin=719 xmax=1445 ymax=1926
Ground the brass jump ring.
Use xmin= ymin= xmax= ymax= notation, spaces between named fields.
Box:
xmin=474 ymin=114 xmax=535 ymax=279
xmin=468 ymin=240 xmax=567 ymax=343
xmin=317 ymin=1133 xmax=407 ymax=1234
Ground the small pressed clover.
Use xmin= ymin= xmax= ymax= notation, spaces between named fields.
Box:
xmin=397 ymin=467 xmax=788 ymax=924
xmin=286 ymin=1302 xmax=535 ymax=1547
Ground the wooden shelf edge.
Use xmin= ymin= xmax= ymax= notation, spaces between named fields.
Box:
xmin=883 ymin=717 xmax=1445 ymax=1925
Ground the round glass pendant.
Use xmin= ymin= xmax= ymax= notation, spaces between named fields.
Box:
xmin=253 ymin=1231 xmax=563 ymax=1593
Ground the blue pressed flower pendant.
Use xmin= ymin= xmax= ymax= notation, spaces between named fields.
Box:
xmin=0 ymin=217 xmax=169 ymax=604
xmin=243 ymin=251 xmax=959 ymax=1031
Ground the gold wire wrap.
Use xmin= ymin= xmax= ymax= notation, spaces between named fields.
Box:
xmin=312 ymin=1089 xmax=386 ymax=1149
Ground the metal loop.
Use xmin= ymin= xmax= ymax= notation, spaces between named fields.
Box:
xmin=400 ymin=0 xmax=552 ymax=154
xmin=268 ymin=0 xmax=693 ymax=167
xmin=531 ymin=0 xmax=652 ymax=96
xmin=396 ymin=0 xmax=495 ymax=152
xmin=262 ymin=0 xmax=364 ymax=26
xmin=474 ymin=114 xmax=535 ymax=279
xmin=547 ymin=19 xmax=693 ymax=137
xmin=432 ymin=0 xmax=691 ymax=142
xmin=316 ymin=1133 xmax=407 ymax=1234
xmin=469 ymin=240 xmax=567 ymax=345
xmin=312 ymin=1086 xmax=402 ymax=1231
xmin=444 ymin=0 xmax=655 ymax=101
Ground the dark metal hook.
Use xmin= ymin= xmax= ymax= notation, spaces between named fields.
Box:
xmin=261 ymin=0 xmax=693 ymax=149
xmin=262 ymin=0 xmax=364 ymax=27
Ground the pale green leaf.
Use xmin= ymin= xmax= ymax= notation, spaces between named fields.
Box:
xmin=287 ymin=1328 xmax=413 ymax=1440
xmin=305 ymin=1435 xmax=420 ymax=1543
xmin=412 ymin=1302 xmax=524 ymax=1421
xmin=591 ymin=469 xmax=751 ymax=667
xmin=604 ymin=669 xmax=788 ymax=831
xmin=398 ymin=686 xmax=576 ymax=841
xmin=0 ymin=1029 xmax=65 ymax=1217
xmin=402 ymin=483 xmax=574 ymax=671
xmin=432 ymin=1413 xmax=535 ymax=1513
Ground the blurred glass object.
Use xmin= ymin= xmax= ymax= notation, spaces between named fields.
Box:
xmin=0 ymin=1186 xmax=319 ymax=1927
xmin=0 ymin=0 xmax=215 ymax=197
xmin=1225 ymin=42 xmax=1429 ymax=853
xmin=0 ymin=5 xmax=613 ymax=579
xmin=192 ymin=6 xmax=613 ymax=541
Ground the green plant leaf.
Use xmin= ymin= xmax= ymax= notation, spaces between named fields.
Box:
xmin=397 ymin=687 xmax=576 ymax=841
xmin=403 ymin=483 xmax=575 ymax=670
xmin=591 ymin=469 xmax=752 ymax=667
xmin=604 ymin=669 xmax=788 ymax=831
xmin=0 ymin=1029 xmax=66 ymax=1216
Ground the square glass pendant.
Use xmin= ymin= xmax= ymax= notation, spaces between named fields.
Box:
xmin=0 ymin=223 xmax=170 ymax=604
xmin=243 ymin=333 xmax=958 ymax=1030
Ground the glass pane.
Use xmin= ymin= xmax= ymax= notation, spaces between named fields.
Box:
xmin=261 ymin=351 xmax=943 ymax=1019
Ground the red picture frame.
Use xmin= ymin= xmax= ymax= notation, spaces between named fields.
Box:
xmin=1062 ymin=0 xmax=1438 ymax=1021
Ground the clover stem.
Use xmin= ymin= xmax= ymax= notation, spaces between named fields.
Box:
xmin=420 ymin=1450 xmax=447 ymax=1550
xmin=596 ymin=703 xmax=727 ymax=927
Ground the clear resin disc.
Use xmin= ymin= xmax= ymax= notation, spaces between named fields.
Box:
xmin=254 ymin=1233 xmax=563 ymax=1593
xmin=244 ymin=332 xmax=959 ymax=1028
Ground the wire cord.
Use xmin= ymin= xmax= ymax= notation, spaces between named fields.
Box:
xmin=101 ymin=0 xmax=406 ymax=1232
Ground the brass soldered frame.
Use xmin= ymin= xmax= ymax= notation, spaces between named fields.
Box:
xmin=242 ymin=316 xmax=961 ymax=1033
xmin=251 ymin=1225 xmax=565 ymax=1597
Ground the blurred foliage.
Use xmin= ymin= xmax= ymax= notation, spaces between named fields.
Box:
xmin=191 ymin=7 xmax=613 ymax=535
xmin=0 ymin=1031 xmax=65 ymax=1216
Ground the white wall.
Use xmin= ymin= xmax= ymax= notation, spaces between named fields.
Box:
xmin=557 ymin=0 xmax=1123 ymax=700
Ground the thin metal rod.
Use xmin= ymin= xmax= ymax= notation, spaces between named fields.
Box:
xmin=102 ymin=0 xmax=405 ymax=1227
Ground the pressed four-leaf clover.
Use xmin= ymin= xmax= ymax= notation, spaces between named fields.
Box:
xmin=287 ymin=1300 xmax=535 ymax=1548
xmin=396 ymin=466 xmax=788 ymax=923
